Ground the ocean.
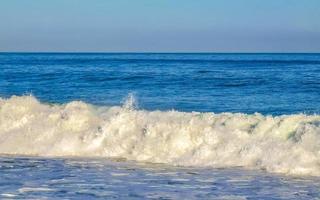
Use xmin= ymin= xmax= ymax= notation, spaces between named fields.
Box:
xmin=0 ymin=53 xmax=320 ymax=199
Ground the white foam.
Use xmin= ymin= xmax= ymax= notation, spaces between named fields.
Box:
xmin=0 ymin=95 xmax=320 ymax=176
xmin=18 ymin=187 xmax=55 ymax=193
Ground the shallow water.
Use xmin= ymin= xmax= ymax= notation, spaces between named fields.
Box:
xmin=0 ymin=156 xmax=319 ymax=200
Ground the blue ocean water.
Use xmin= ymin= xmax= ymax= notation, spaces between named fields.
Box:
xmin=1 ymin=53 xmax=320 ymax=115
xmin=1 ymin=53 xmax=320 ymax=199
xmin=1 ymin=156 xmax=319 ymax=199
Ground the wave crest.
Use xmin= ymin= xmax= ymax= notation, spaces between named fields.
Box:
xmin=0 ymin=96 xmax=320 ymax=176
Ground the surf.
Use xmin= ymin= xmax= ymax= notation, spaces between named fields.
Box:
xmin=0 ymin=95 xmax=319 ymax=176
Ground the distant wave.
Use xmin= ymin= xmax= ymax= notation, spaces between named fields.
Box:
xmin=2 ymin=58 xmax=320 ymax=65
xmin=0 ymin=95 xmax=320 ymax=176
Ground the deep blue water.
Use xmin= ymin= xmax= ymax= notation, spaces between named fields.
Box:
xmin=1 ymin=53 xmax=320 ymax=115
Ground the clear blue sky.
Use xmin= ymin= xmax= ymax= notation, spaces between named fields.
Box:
xmin=1 ymin=0 xmax=319 ymax=52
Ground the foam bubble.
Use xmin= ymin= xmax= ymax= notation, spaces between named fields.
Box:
xmin=0 ymin=95 xmax=319 ymax=176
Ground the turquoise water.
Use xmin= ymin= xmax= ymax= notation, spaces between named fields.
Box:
xmin=0 ymin=53 xmax=320 ymax=199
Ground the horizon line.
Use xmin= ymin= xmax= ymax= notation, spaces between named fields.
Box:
xmin=1 ymin=51 xmax=320 ymax=54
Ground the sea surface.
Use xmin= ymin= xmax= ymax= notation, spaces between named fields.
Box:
xmin=0 ymin=53 xmax=320 ymax=199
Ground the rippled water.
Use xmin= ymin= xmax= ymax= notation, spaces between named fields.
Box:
xmin=1 ymin=53 xmax=320 ymax=199
xmin=1 ymin=53 xmax=320 ymax=114
xmin=0 ymin=156 xmax=319 ymax=199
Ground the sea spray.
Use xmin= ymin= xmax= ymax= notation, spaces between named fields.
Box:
xmin=122 ymin=93 xmax=138 ymax=110
xmin=0 ymin=95 xmax=320 ymax=176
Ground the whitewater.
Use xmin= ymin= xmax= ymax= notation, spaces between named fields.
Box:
xmin=1 ymin=95 xmax=319 ymax=176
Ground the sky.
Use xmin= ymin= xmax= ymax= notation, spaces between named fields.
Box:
xmin=0 ymin=0 xmax=320 ymax=52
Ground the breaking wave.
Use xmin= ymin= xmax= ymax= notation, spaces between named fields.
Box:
xmin=0 ymin=95 xmax=320 ymax=176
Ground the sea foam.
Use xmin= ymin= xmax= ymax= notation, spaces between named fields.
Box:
xmin=0 ymin=95 xmax=319 ymax=176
